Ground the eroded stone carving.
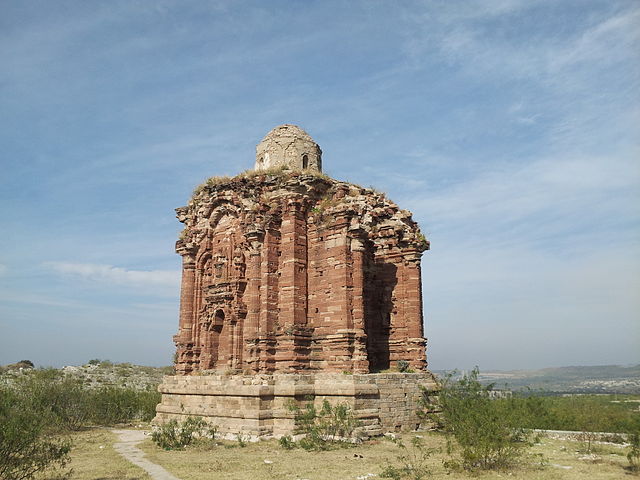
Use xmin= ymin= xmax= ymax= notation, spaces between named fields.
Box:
xmin=173 ymin=125 xmax=430 ymax=376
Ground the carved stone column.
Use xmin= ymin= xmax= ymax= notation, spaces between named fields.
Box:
xmin=174 ymin=247 xmax=196 ymax=374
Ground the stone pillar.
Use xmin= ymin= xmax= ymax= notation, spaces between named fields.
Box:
xmin=178 ymin=255 xmax=196 ymax=339
xmin=258 ymin=228 xmax=280 ymax=372
xmin=275 ymin=197 xmax=308 ymax=370
xmin=278 ymin=198 xmax=305 ymax=330
xmin=350 ymin=238 xmax=370 ymax=373
xmin=175 ymin=251 xmax=196 ymax=374
xmin=244 ymin=247 xmax=262 ymax=371
xmin=404 ymin=252 xmax=427 ymax=370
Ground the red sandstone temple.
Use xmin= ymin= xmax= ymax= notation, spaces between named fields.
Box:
xmin=173 ymin=125 xmax=430 ymax=375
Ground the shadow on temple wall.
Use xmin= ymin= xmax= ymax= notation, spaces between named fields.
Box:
xmin=364 ymin=260 xmax=398 ymax=372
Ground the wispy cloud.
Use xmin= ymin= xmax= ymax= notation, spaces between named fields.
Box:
xmin=43 ymin=262 xmax=180 ymax=290
xmin=405 ymin=151 xmax=640 ymax=257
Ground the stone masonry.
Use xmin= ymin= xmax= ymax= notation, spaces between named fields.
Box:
xmin=155 ymin=125 xmax=438 ymax=437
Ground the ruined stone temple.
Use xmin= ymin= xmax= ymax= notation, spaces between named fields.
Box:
xmin=155 ymin=125 xmax=438 ymax=438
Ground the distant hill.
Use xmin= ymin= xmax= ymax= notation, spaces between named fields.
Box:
xmin=433 ymin=364 xmax=640 ymax=394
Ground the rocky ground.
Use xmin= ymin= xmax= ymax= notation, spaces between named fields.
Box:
xmin=0 ymin=361 xmax=173 ymax=390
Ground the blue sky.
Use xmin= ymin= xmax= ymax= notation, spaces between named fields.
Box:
xmin=1 ymin=0 xmax=638 ymax=370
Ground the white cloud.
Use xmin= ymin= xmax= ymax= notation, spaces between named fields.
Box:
xmin=44 ymin=262 xmax=180 ymax=290
xmin=407 ymin=150 xmax=639 ymax=243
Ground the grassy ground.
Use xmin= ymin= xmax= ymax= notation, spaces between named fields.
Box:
xmin=137 ymin=431 xmax=633 ymax=480
xmin=54 ymin=428 xmax=635 ymax=480
xmin=48 ymin=429 xmax=151 ymax=480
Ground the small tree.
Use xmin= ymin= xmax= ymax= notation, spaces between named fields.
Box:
xmin=0 ymin=385 xmax=71 ymax=480
xmin=437 ymin=367 xmax=533 ymax=470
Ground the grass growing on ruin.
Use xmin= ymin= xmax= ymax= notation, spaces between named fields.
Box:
xmin=191 ymin=165 xmax=334 ymax=198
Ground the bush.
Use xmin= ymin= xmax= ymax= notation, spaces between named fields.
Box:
xmin=87 ymin=386 xmax=160 ymax=425
xmin=437 ymin=367 xmax=534 ymax=470
xmin=285 ymin=398 xmax=360 ymax=451
xmin=380 ymin=436 xmax=437 ymax=480
xmin=12 ymin=369 xmax=91 ymax=431
xmin=397 ymin=360 xmax=409 ymax=372
xmin=628 ymin=431 xmax=640 ymax=473
xmin=278 ymin=435 xmax=295 ymax=450
xmin=0 ymin=385 xmax=71 ymax=480
xmin=151 ymin=416 xmax=215 ymax=450
xmin=7 ymin=369 xmax=161 ymax=430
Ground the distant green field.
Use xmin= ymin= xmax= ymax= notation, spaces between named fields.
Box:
xmin=507 ymin=393 xmax=640 ymax=434
xmin=435 ymin=364 xmax=640 ymax=394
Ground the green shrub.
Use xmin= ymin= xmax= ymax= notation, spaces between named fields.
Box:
xmin=380 ymin=435 xmax=437 ymax=480
xmin=8 ymin=369 xmax=161 ymax=429
xmin=285 ymin=398 xmax=360 ymax=451
xmin=628 ymin=431 xmax=640 ymax=473
xmin=278 ymin=435 xmax=295 ymax=450
xmin=151 ymin=417 xmax=215 ymax=450
xmin=235 ymin=433 xmax=248 ymax=447
xmin=89 ymin=386 xmax=160 ymax=424
xmin=0 ymin=385 xmax=71 ymax=480
xmin=397 ymin=360 xmax=410 ymax=373
xmin=437 ymin=367 xmax=534 ymax=470
xmin=12 ymin=369 xmax=91 ymax=431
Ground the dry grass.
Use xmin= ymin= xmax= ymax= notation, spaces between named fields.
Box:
xmin=58 ymin=428 xmax=634 ymax=480
xmin=51 ymin=429 xmax=151 ymax=480
xmin=138 ymin=432 xmax=633 ymax=480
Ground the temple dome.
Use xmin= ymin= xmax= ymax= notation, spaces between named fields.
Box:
xmin=255 ymin=124 xmax=322 ymax=172
xmin=261 ymin=124 xmax=314 ymax=142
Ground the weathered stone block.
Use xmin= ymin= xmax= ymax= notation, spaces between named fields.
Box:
xmin=155 ymin=372 xmax=438 ymax=439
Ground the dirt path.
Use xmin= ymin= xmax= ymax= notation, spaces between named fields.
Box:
xmin=112 ymin=429 xmax=181 ymax=480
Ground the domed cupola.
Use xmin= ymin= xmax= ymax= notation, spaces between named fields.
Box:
xmin=255 ymin=124 xmax=322 ymax=172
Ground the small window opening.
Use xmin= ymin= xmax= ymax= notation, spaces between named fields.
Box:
xmin=302 ymin=155 xmax=308 ymax=169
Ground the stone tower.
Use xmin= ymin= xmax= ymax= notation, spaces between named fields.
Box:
xmin=254 ymin=124 xmax=322 ymax=172
xmin=156 ymin=125 xmax=438 ymax=439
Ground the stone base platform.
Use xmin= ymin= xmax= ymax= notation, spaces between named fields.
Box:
xmin=154 ymin=372 xmax=439 ymax=440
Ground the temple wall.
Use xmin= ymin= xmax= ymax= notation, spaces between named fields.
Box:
xmin=173 ymin=173 xmax=430 ymax=376
xmin=154 ymin=372 xmax=439 ymax=439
